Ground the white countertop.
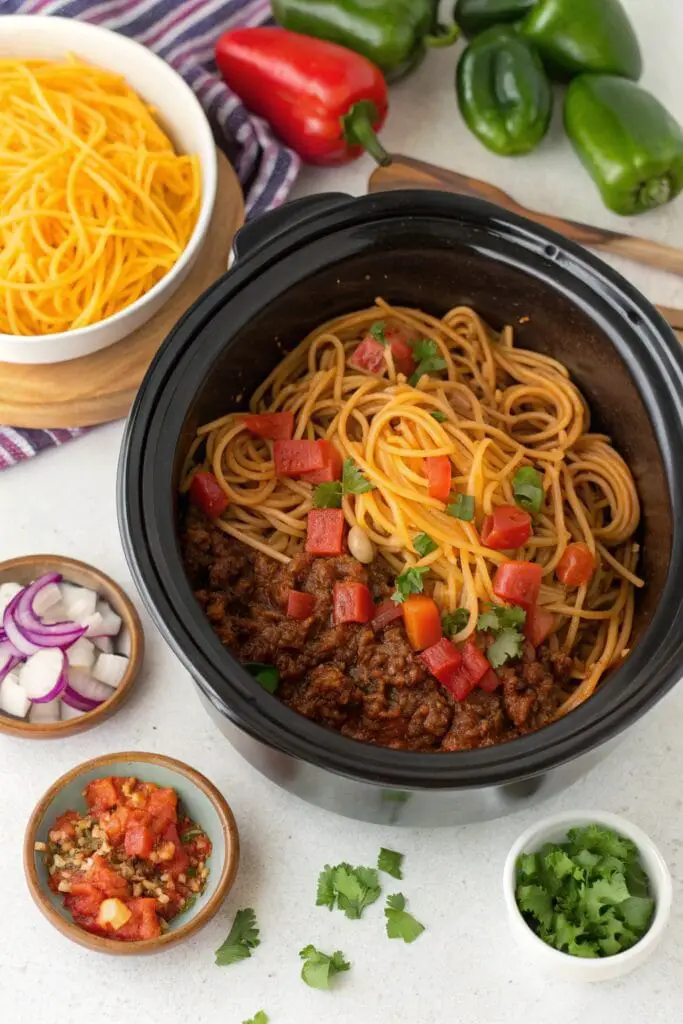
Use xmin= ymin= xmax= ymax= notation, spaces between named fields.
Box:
xmin=2 ymin=2 xmax=683 ymax=1021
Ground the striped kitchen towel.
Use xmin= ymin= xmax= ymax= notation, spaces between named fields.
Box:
xmin=0 ymin=0 xmax=301 ymax=469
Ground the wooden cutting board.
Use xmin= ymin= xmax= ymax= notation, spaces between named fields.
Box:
xmin=0 ymin=151 xmax=244 ymax=429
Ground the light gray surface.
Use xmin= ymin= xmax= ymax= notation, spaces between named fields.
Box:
xmin=2 ymin=1 xmax=683 ymax=1020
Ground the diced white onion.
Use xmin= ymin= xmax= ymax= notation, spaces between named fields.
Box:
xmin=29 ymin=699 xmax=61 ymax=724
xmin=68 ymin=668 xmax=115 ymax=702
xmin=92 ymin=653 xmax=128 ymax=688
xmin=93 ymin=636 xmax=113 ymax=654
xmin=66 ymin=637 xmax=96 ymax=670
xmin=59 ymin=582 xmax=97 ymax=620
xmin=95 ymin=600 xmax=122 ymax=638
xmin=60 ymin=701 xmax=84 ymax=720
xmin=18 ymin=649 xmax=66 ymax=700
xmin=32 ymin=583 xmax=63 ymax=618
xmin=42 ymin=600 xmax=68 ymax=623
xmin=81 ymin=612 xmax=104 ymax=637
xmin=116 ymin=628 xmax=132 ymax=658
xmin=0 ymin=582 xmax=22 ymax=617
xmin=0 ymin=673 xmax=30 ymax=717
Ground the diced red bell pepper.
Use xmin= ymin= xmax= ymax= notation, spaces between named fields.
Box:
xmin=461 ymin=636 xmax=490 ymax=684
xmin=306 ymin=508 xmax=345 ymax=555
xmin=124 ymin=823 xmax=156 ymax=860
xmin=274 ymin=439 xmax=326 ymax=477
xmin=84 ymin=778 xmax=119 ymax=813
xmin=403 ymin=595 xmax=443 ymax=651
xmin=424 ymin=455 xmax=452 ymax=502
xmin=493 ymin=561 xmax=543 ymax=608
xmin=371 ymin=600 xmax=404 ymax=633
xmin=442 ymin=666 xmax=478 ymax=702
xmin=478 ymin=667 xmax=501 ymax=693
xmin=286 ymin=589 xmax=315 ymax=620
xmin=116 ymin=898 xmax=161 ymax=942
xmin=524 ymin=605 xmax=556 ymax=647
xmin=385 ymin=326 xmax=417 ymax=377
xmin=556 ymin=542 xmax=595 ymax=587
xmin=242 ymin=411 xmax=294 ymax=440
xmin=349 ymin=336 xmax=386 ymax=374
xmin=481 ymin=505 xmax=532 ymax=549
xmin=419 ymin=636 xmax=463 ymax=685
xmin=189 ymin=471 xmax=229 ymax=518
xmin=333 ymin=582 xmax=374 ymax=624
xmin=300 ymin=440 xmax=343 ymax=484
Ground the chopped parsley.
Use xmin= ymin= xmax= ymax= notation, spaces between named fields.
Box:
xmin=442 ymin=608 xmax=470 ymax=636
xmin=408 ymin=338 xmax=447 ymax=387
xmin=446 ymin=494 xmax=475 ymax=521
xmin=313 ymin=480 xmax=343 ymax=508
xmin=316 ymin=862 xmax=381 ymax=919
xmin=242 ymin=662 xmax=279 ymax=694
xmin=384 ymin=893 xmax=425 ymax=944
xmin=342 ymin=458 xmax=373 ymax=495
xmin=378 ymin=847 xmax=404 ymax=879
xmin=413 ymin=532 xmax=437 ymax=558
xmin=215 ymin=908 xmax=260 ymax=966
xmin=516 ymin=824 xmax=655 ymax=958
xmin=369 ymin=321 xmax=386 ymax=344
xmin=243 ymin=1014 xmax=269 ymax=1024
xmin=430 ymin=411 xmax=447 ymax=422
xmin=477 ymin=604 xmax=526 ymax=668
xmin=299 ymin=946 xmax=351 ymax=990
xmin=513 ymin=466 xmax=544 ymax=515
xmin=392 ymin=565 xmax=430 ymax=604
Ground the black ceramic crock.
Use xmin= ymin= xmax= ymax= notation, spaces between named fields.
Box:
xmin=118 ymin=190 xmax=683 ymax=826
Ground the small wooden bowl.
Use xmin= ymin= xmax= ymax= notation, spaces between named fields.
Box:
xmin=24 ymin=751 xmax=240 ymax=955
xmin=0 ymin=554 xmax=143 ymax=738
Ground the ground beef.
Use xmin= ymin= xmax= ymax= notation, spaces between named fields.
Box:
xmin=181 ymin=513 xmax=569 ymax=752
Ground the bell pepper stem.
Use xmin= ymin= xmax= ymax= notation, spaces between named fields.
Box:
xmin=638 ymin=176 xmax=672 ymax=210
xmin=425 ymin=22 xmax=461 ymax=49
xmin=341 ymin=101 xmax=391 ymax=167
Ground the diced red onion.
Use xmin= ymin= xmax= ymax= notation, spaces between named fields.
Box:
xmin=62 ymin=685 xmax=102 ymax=713
xmin=7 ymin=575 xmax=87 ymax=652
xmin=0 ymin=639 xmax=21 ymax=682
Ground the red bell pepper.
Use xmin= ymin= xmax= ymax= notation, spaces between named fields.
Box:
xmin=419 ymin=637 xmax=463 ymax=685
xmin=385 ymin=326 xmax=417 ymax=377
xmin=306 ymin=508 xmax=345 ymax=555
xmin=274 ymin=439 xmax=325 ymax=477
xmin=349 ymin=336 xmax=387 ymax=374
xmin=478 ymin=667 xmax=501 ymax=693
xmin=189 ymin=471 xmax=229 ymax=518
xmin=215 ymin=28 xmax=390 ymax=166
xmin=493 ymin=561 xmax=543 ymax=608
xmin=524 ymin=605 xmax=556 ymax=647
xmin=460 ymin=636 xmax=490 ymax=684
xmin=403 ymin=595 xmax=442 ymax=651
xmin=243 ymin=411 xmax=294 ymax=441
xmin=286 ymin=590 xmax=315 ymax=620
xmin=556 ymin=542 xmax=595 ymax=587
xmin=300 ymin=441 xmax=343 ymax=484
xmin=424 ymin=455 xmax=452 ymax=502
xmin=371 ymin=600 xmax=405 ymax=633
xmin=333 ymin=582 xmax=374 ymax=624
xmin=442 ymin=666 xmax=478 ymax=702
xmin=481 ymin=505 xmax=532 ymax=549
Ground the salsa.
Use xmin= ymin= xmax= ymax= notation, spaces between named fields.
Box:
xmin=37 ymin=776 xmax=211 ymax=941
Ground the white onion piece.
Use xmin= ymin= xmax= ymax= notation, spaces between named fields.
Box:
xmin=92 ymin=653 xmax=128 ymax=688
xmin=81 ymin=612 xmax=104 ymax=638
xmin=42 ymin=600 xmax=68 ymax=624
xmin=19 ymin=649 xmax=67 ymax=703
xmin=29 ymin=699 xmax=61 ymax=724
xmin=66 ymin=637 xmax=96 ymax=669
xmin=59 ymin=582 xmax=97 ymax=620
xmin=116 ymin=628 xmax=131 ymax=658
xmin=94 ymin=600 xmax=122 ymax=637
xmin=32 ymin=583 xmax=63 ymax=618
xmin=0 ymin=639 xmax=21 ymax=682
xmin=0 ymin=582 xmax=22 ymax=617
xmin=60 ymin=701 xmax=85 ymax=720
xmin=92 ymin=636 xmax=113 ymax=654
xmin=0 ymin=672 xmax=30 ymax=717
xmin=68 ymin=667 xmax=114 ymax=702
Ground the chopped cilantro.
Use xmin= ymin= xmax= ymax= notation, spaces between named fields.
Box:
xmin=446 ymin=494 xmax=475 ymax=521
xmin=442 ymin=608 xmax=470 ymax=636
xmin=215 ymin=908 xmax=260 ymax=966
xmin=314 ymin=480 xmax=343 ymax=508
xmin=369 ymin=321 xmax=386 ymax=344
xmin=186 ymin=866 xmax=197 ymax=878
xmin=343 ymin=458 xmax=373 ymax=495
xmin=408 ymin=338 xmax=447 ymax=387
xmin=513 ymin=466 xmax=544 ymax=515
xmin=316 ymin=862 xmax=381 ymax=919
xmin=378 ymin=847 xmax=404 ymax=879
xmin=181 ymin=895 xmax=197 ymax=914
xmin=430 ymin=411 xmax=447 ymax=423
xmin=299 ymin=945 xmax=351 ymax=990
xmin=487 ymin=627 xmax=525 ymax=668
xmin=413 ymin=533 xmax=437 ymax=558
xmin=384 ymin=893 xmax=425 ymax=943
xmin=242 ymin=662 xmax=279 ymax=694
xmin=243 ymin=1013 xmax=269 ymax=1024
xmin=392 ymin=566 xmax=430 ymax=605
xmin=180 ymin=827 xmax=203 ymax=843
xmin=477 ymin=604 xmax=526 ymax=631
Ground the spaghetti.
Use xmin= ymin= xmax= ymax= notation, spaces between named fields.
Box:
xmin=182 ymin=301 xmax=643 ymax=719
xmin=0 ymin=57 xmax=201 ymax=336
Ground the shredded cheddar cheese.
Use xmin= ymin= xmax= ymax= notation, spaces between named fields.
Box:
xmin=0 ymin=56 xmax=201 ymax=336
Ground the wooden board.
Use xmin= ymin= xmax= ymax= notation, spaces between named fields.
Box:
xmin=0 ymin=151 xmax=244 ymax=429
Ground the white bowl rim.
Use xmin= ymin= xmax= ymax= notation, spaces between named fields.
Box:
xmin=0 ymin=15 xmax=217 ymax=347
xmin=502 ymin=808 xmax=672 ymax=968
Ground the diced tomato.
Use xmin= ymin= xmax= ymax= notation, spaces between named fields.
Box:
xmin=99 ymin=804 xmax=131 ymax=843
xmin=424 ymin=455 xmax=452 ymax=502
xmin=274 ymin=439 xmax=325 ymax=477
xmin=481 ymin=505 xmax=532 ymax=549
xmin=556 ymin=542 xmax=595 ymax=587
xmin=146 ymin=786 xmax=178 ymax=835
xmin=333 ymin=582 xmax=374 ymax=625
xmin=403 ymin=595 xmax=442 ymax=651
xmin=524 ymin=605 xmax=556 ymax=647
xmin=66 ymin=882 xmax=103 ymax=920
xmin=306 ymin=508 xmax=345 ymax=555
xmin=479 ymin=667 xmax=501 ymax=693
xmin=161 ymin=824 xmax=190 ymax=877
xmin=371 ymin=600 xmax=404 ymax=633
xmin=189 ymin=471 xmax=229 ymax=518
xmin=461 ymin=636 xmax=490 ymax=684
xmin=300 ymin=440 xmax=343 ymax=484
xmin=50 ymin=810 xmax=79 ymax=841
xmin=385 ymin=326 xmax=417 ymax=377
xmin=124 ymin=822 xmax=156 ymax=860
xmin=86 ymin=855 xmax=131 ymax=899
xmin=493 ymin=561 xmax=543 ymax=608
xmin=419 ymin=637 xmax=463 ymax=685
xmin=242 ymin=411 xmax=294 ymax=441
xmin=349 ymin=336 xmax=386 ymax=374
xmin=116 ymin=898 xmax=161 ymax=942
xmin=84 ymin=777 xmax=119 ymax=813
xmin=442 ymin=666 xmax=478 ymax=702
xmin=286 ymin=589 xmax=314 ymax=620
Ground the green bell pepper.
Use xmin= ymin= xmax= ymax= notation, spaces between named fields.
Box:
xmin=521 ymin=0 xmax=642 ymax=81
xmin=564 ymin=75 xmax=683 ymax=216
xmin=456 ymin=25 xmax=552 ymax=156
xmin=271 ymin=0 xmax=460 ymax=82
xmin=454 ymin=0 xmax=537 ymax=38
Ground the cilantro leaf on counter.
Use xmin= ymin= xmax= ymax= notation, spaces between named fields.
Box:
xmin=446 ymin=494 xmax=475 ymax=521
xmin=487 ymin=627 xmax=525 ymax=668
xmin=369 ymin=321 xmax=386 ymax=344
xmin=215 ymin=908 xmax=260 ymax=966
xmin=242 ymin=662 xmax=279 ymax=694
xmin=408 ymin=339 xmax=447 ymax=387
xmin=300 ymin=946 xmax=351 ymax=990
xmin=392 ymin=566 xmax=430 ymax=604
xmin=316 ymin=862 xmax=381 ymax=919
xmin=314 ymin=480 xmax=343 ymax=508
xmin=430 ymin=411 xmax=447 ymax=423
xmin=343 ymin=458 xmax=373 ymax=495
xmin=243 ymin=1013 xmax=269 ymax=1024
xmin=384 ymin=893 xmax=425 ymax=943
xmin=413 ymin=533 xmax=437 ymax=558
xmin=378 ymin=847 xmax=404 ymax=880
xmin=442 ymin=608 xmax=470 ymax=636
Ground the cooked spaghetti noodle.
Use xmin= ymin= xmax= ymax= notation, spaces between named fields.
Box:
xmin=182 ymin=301 xmax=643 ymax=719
xmin=0 ymin=57 xmax=201 ymax=335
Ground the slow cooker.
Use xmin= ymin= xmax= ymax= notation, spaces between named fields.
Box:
xmin=118 ymin=189 xmax=683 ymax=826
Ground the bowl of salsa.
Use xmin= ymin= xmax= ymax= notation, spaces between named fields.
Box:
xmin=24 ymin=751 xmax=239 ymax=954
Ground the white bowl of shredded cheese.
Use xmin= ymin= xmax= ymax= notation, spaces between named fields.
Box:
xmin=0 ymin=16 xmax=218 ymax=364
